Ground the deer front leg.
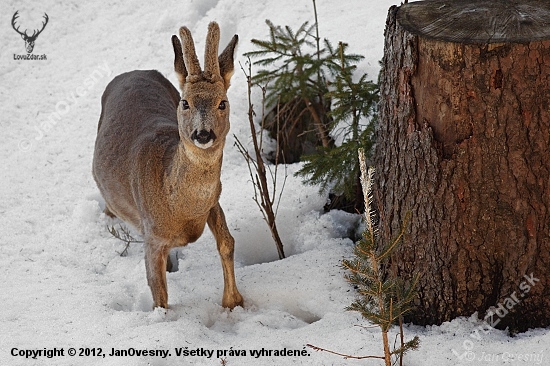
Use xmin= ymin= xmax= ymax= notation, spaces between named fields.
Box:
xmin=207 ymin=203 xmax=243 ymax=309
xmin=144 ymin=237 xmax=170 ymax=309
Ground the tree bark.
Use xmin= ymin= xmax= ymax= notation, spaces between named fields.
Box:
xmin=375 ymin=2 xmax=550 ymax=332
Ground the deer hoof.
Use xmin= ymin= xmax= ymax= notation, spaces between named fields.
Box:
xmin=223 ymin=292 xmax=244 ymax=310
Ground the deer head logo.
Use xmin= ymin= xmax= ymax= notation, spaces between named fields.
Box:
xmin=12 ymin=11 xmax=49 ymax=54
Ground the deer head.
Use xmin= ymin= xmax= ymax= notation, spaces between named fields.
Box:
xmin=12 ymin=11 xmax=49 ymax=54
xmin=171 ymin=23 xmax=238 ymax=151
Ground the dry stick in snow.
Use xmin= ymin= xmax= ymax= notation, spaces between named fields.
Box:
xmin=234 ymin=60 xmax=286 ymax=259
xmin=108 ymin=224 xmax=143 ymax=257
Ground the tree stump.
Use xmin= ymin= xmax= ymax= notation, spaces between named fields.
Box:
xmin=375 ymin=0 xmax=550 ymax=332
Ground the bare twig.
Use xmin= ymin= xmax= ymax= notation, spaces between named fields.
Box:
xmin=107 ymin=224 xmax=143 ymax=257
xmin=234 ymin=59 xmax=286 ymax=259
xmin=306 ymin=344 xmax=385 ymax=360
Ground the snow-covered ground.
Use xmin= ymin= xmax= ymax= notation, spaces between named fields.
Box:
xmin=1 ymin=0 xmax=548 ymax=365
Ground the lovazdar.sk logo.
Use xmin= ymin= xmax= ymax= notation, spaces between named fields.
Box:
xmin=12 ymin=10 xmax=48 ymax=60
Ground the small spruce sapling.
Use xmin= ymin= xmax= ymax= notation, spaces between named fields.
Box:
xmin=244 ymin=19 xmax=333 ymax=149
xmin=308 ymin=149 xmax=419 ymax=365
xmin=297 ymin=42 xmax=378 ymax=207
xmin=244 ymin=2 xmax=378 ymax=212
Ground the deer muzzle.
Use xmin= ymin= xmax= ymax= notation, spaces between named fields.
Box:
xmin=191 ymin=129 xmax=216 ymax=148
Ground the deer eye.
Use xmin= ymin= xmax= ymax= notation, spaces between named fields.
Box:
xmin=218 ymin=101 xmax=227 ymax=110
xmin=181 ymin=100 xmax=189 ymax=110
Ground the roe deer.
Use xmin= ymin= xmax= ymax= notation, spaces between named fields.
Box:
xmin=92 ymin=22 xmax=243 ymax=309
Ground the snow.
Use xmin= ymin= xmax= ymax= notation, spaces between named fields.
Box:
xmin=1 ymin=0 xmax=548 ymax=365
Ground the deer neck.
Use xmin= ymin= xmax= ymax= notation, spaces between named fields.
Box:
xmin=164 ymin=141 xmax=224 ymax=206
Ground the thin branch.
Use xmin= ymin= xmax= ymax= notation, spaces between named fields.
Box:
xmin=307 ymin=344 xmax=385 ymax=360
xmin=107 ymin=224 xmax=143 ymax=257
xmin=234 ymin=136 xmax=269 ymax=225
xmin=259 ymin=84 xmax=267 ymax=156
xmin=235 ymin=59 xmax=286 ymax=259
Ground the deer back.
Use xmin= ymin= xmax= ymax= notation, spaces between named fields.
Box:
xmin=93 ymin=70 xmax=180 ymax=230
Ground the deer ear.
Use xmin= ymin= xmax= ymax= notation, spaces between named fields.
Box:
xmin=20 ymin=34 xmax=25 ymax=40
xmin=172 ymin=35 xmax=187 ymax=89
xmin=218 ymin=34 xmax=238 ymax=90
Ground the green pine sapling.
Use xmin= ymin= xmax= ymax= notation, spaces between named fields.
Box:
xmin=244 ymin=2 xmax=378 ymax=212
xmin=308 ymin=149 xmax=419 ymax=365
xmin=297 ymin=42 xmax=378 ymax=205
xmin=244 ymin=19 xmax=333 ymax=148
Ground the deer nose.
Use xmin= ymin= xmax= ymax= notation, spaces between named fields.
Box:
xmin=191 ymin=129 xmax=216 ymax=146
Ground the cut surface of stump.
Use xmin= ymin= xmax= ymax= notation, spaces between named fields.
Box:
xmin=398 ymin=0 xmax=550 ymax=43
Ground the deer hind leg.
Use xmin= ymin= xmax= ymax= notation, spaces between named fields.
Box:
xmin=207 ymin=203 xmax=243 ymax=309
xmin=144 ymin=236 xmax=171 ymax=309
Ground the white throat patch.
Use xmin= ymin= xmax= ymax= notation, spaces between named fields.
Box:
xmin=194 ymin=140 xmax=213 ymax=149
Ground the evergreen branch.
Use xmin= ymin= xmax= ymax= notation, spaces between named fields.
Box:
xmin=377 ymin=212 xmax=411 ymax=262
xmin=390 ymin=336 xmax=420 ymax=356
xmin=358 ymin=149 xmax=376 ymax=239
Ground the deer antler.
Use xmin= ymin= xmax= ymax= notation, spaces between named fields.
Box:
xmin=30 ymin=13 xmax=49 ymax=40
xmin=204 ymin=22 xmax=221 ymax=78
xmin=11 ymin=12 xmax=48 ymax=40
xmin=11 ymin=11 xmax=27 ymax=37
xmin=179 ymin=26 xmax=202 ymax=77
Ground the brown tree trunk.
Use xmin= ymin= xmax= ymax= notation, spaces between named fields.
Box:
xmin=375 ymin=1 xmax=550 ymax=333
